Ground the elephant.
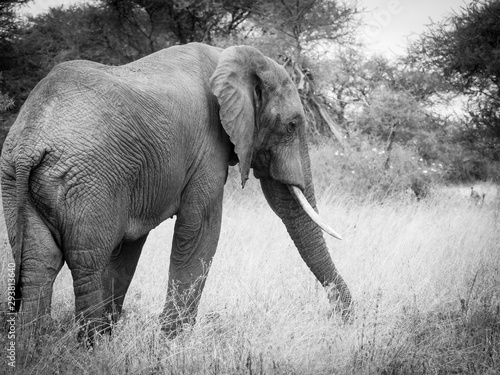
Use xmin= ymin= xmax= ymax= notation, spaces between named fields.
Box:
xmin=1 ymin=42 xmax=352 ymax=340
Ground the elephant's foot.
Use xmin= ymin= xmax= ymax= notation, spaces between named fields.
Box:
xmin=14 ymin=304 xmax=56 ymax=359
xmin=73 ymin=278 xmax=117 ymax=346
xmin=75 ymin=301 xmax=118 ymax=348
xmin=104 ymin=300 xmax=124 ymax=325
xmin=160 ymin=293 xmax=200 ymax=339
xmin=15 ymin=312 xmax=52 ymax=346
xmin=76 ymin=315 xmax=113 ymax=348
xmin=15 ymin=292 xmax=54 ymax=343
xmin=159 ymin=307 xmax=197 ymax=339
xmin=160 ymin=280 xmax=205 ymax=338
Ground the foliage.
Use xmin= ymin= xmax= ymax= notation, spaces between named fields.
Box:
xmin=310 ymin=50 xmax=471 ymax=181
xmin=310 ymin=140 xmax=445 ymax=202
xmin=0 ymin=72 xmax=15 ymax=152
xmin=0 ymin=0 xmax=31 ymax=37
xmin=252 ymin=0 xmax=359 ymax=60
xmin=100 ymin=0 xmax=259 ymax=52
xmin=0 ymin=0 xmax=32 ymax=109
xmin=355 ymin=87 xmax=425 ymax=144
xmin=0 ymin=4 xmax=127 ymax=108
xmin=407 ymin=0 xmax=500 ymax=161
xmin=0 ymin=73 xmax=13 ymax=112
xmin=0 ymin=92 xmax=12 ymax=112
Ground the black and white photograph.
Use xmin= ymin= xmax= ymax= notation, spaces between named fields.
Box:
xmin=0 ymin=0 xmax=499 ymax=373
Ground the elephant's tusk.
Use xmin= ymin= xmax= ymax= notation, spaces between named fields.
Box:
xmin=288 ymin=185 xmax=343 ymax=240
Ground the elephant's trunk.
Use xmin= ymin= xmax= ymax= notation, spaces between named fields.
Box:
xmin=260 ymin=178 xmax=352 ymax=318
xmin=288 ymin=185 xmax=343 ymax=240
xmin=259 ymin=141 xmax=352 ymax=320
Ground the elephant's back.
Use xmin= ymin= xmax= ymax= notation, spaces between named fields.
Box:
xmin=127 ymin=42 xmax=221 ymax=79
xmin=5 ymin=43 xmax=220 ymax=150
xmin=4 ymin=62 xmax=163 ymax=185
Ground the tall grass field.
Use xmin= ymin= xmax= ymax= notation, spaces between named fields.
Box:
xmin=1 ymin=145 xmax=499 ymax=374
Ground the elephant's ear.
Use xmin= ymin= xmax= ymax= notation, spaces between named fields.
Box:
xmin=209 ymin=46 xmax=269 ymax=188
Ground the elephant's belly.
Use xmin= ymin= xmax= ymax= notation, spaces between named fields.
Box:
xmin=123 ymin=196 xmax=181 ymax=242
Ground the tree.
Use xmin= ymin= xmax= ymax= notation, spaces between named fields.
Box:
xmin=1 ymin=4 xmax=131 ymax=107
xmin=253 ymin=0 xmax=358 ymax=61
xmin=0 ymin=0 xmax=32 ymax=90
xmin=100 ymin=0 xmax=260 ymax=54
xmin=0 ymin=73 xmax=13 ymax=112
xmin=0 ymin=0 xmax=31 ymax=37
xmin=407 ymin=0 xmax=500 ymax=160
xmin=0 ymin=0 xmax=32 ymax=149
xmin=310 ymin=46 xmax=462 ymax=171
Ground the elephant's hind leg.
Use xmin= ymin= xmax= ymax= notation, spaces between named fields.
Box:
xmin=102 ymin=234 xmax=149 ymax=322
xmin=63 ymin=219 xmax=121 ymax=343
xmin=65 ymin=244 xmax=110 ymax=340
xmin=18 ymin=206 xmax=64 ymax=328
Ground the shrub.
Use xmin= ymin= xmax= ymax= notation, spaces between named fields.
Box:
xmin=311 ymin=140 xmax=445 ymax=202
xmin=445 ymin=153 xmax=500 ymax=183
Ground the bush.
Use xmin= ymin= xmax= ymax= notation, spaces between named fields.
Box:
xmin=311 ymin=140 xmax=445 ymax=202
xmin=0 ymin=73 xmax=14 ymax=113
xmin=445 ymin=153 xmax=500 ymax=183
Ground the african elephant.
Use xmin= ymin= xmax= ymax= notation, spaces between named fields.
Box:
xmin=1 ymin=42 xmax=351 ymax=339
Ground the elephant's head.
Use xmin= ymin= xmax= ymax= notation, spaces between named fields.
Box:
xmin=210 ymin=46 xmax=341 ymax=239
xmin=210 ymin=46 xmax=351 ymax=317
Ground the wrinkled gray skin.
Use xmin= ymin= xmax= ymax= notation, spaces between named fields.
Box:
xmin=1 ymin=43 xmax=351 ymax=339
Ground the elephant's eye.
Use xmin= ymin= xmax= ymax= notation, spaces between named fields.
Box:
xmin=286 ymin=120 xmax=297 ymax=134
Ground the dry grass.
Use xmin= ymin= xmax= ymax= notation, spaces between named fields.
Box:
xmin=1 ymin=154 xmax=499 ymax=374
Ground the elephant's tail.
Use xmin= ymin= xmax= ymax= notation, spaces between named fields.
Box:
xmin=13 ymin=153 xmax=43 ymax=312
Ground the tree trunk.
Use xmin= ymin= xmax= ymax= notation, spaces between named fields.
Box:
xmin=384 ymin=121 xmax=398 ymax=170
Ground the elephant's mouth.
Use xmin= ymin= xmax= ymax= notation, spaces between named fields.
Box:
xmin=251 ymin=150 xmax=271 ymax=179
xmin=288 ymin=185 xmax=343 ymax=240
xmin=251 ymin=151 xmax=342 ymax=240
xmin=252 ymin=167 xmax=268 ymax=179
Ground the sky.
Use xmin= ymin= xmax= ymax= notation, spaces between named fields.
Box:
xmin=21 ymin=0 xmax=474 ymax=58
xmin=360 ymin=0 xmax=473 ymax=57
xmin=22 ymin=0 xmax=85 ymax=14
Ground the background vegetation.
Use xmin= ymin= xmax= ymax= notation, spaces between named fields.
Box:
xmin=1 ymin=0 xmax=500 ymax=373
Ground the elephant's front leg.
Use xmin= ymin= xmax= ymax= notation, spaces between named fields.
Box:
xmin=161 ymin=183 xmax=224 ymax=336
